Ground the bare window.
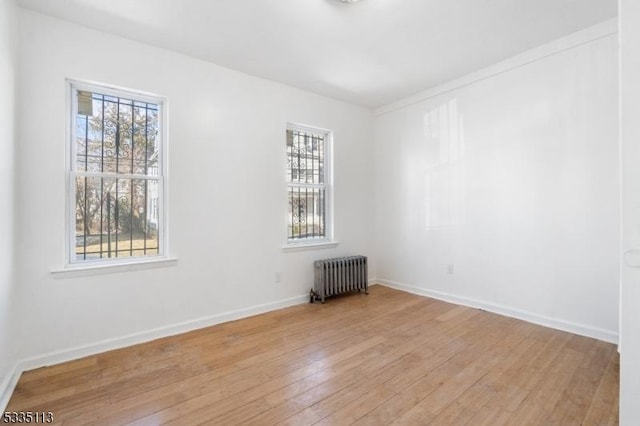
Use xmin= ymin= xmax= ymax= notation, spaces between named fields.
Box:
xmin=286 ymin=125 xmax=332 ymax=243
xmin=70 ymin=82 xmax=165 ymax=263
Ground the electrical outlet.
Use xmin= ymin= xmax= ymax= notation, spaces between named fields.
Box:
xmin=274 ymin=272 xmax=282 ymax=283
xmin=447 ymin=264 xmax=454 ymax=274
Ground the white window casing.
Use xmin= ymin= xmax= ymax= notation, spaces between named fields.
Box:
xmin=285 ymin=123 xmax=336 ymax=250
xmin=63 ymin=80 xmax=170 ymax=270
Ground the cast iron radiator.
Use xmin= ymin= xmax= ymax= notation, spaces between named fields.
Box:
xmin=311 ymin=255 xmax=368 ymax=303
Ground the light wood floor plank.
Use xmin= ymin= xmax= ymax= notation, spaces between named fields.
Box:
xmin=6 ymin=285 xmax=618 ymax=425
xmin=582 ymin=349 xmax=620 ymax=426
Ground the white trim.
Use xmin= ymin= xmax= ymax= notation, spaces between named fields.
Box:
xmin=0 ymin=278 xmax=611 ymax=411
xmin=67 ymin=79 xmax=165 ymax=105
xmin=51 ymin=256 xmax=178 ymax=278
xmin=377 ymin=279 xmax=619 ymax=344
xmin=72 ymin=171 xmax=161 ymax=180
xmin=0 ymin=363 xmax=21 ymax=411
xmin=327 ymin=130 xmax=334 ymax=242
xmin=282 ymin=241 xmax=340 ymax=252
xmin=0 ymin=283 xmax=388 ymax=410
xmin=0 ymin=292 xmax=310 ymax=411
xmin=617 ymin=7 xmax=623 ymax=356
xmin=0 ymin=279 xmax=382 ymax=411
xmin=286 ymin=122 xmax=333 ymax=135
xmin=375 ymin=18 xmax=618 ymax=116
xmin=65 ymin=81 xmax=74 ymax=267
xmin=288 ymin=182 xmax=326 ymax=190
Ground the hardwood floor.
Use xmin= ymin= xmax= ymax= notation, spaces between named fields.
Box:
xmin=7 ymin=285 xmax=619 ymax=425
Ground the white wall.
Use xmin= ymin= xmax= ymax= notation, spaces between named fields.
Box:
xmin=619 ymin=0 xmax=640 ymax=423
xmin=8 ymin=5 xmax=621 ymax=382
xmin=373 ymin=23 xmax=620 ymax=341
xmin=0 ymin=0 xmax=17 ymax=401
xmin=13 ymin=9 xmax=374 ymax=363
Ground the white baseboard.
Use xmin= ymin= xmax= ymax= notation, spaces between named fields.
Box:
xmin=9 ymin=276 xmax=601 ymax=410
xmin=0 ymin=292 xmax=311 ymax=411
xmin=377 ymin=279 xmax=618 ymax=344
xmin=0 ymin=363 xmax=21 ymax=412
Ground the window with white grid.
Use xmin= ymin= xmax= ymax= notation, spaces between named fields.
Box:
xmin=286 ymin=125 xmax=332 ymax=244
xmin=69 ymin=81 xmax=166 ymax=264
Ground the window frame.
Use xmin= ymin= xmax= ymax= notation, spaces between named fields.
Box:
xmin=285 ymin=123 xmax=335 ymax=249
xmin=65 ymin=80 xmax=169 ymax=268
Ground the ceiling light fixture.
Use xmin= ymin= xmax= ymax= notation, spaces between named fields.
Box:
xmin=337 ymin=0 xmax=363 ymax=3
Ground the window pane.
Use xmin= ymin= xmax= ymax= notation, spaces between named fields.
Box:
xmin=287 ymin=187 xmax=325 ymax=240
xmin=286 ymin=130 xmax=324 ymax=185
xmin=74 ymin=176 xmax=160 ymax=260
xmin=75 ymin=93 xmax=159 ymax=176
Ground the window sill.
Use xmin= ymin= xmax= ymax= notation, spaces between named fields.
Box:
xmin=51 ymin=257 xmax=178 ymax=278
xmin=282 ymin=241 xmax=340 ymax=252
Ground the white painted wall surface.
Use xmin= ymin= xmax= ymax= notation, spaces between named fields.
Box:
xmin=0 ymin=0 xmax=17 ymax=400
xmin=13 ymin=9 xmax=374 ymax=363
xmin=619 ymin=0 xmax=640 ymax=423
xmin=373 ymin=25 xmax=620 ymax=341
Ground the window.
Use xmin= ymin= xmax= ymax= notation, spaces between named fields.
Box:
xmin=69 ymin=82 xmax=166 ymax=264
xmin=286 ymin=124 xmax=332 ymax=244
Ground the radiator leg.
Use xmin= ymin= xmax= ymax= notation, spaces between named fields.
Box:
xmin=310 ymin=289 xmax=320 ymax=304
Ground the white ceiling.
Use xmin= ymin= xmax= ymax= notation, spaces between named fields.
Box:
xmin=17 ymin=0 xmax=617 ymax=108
